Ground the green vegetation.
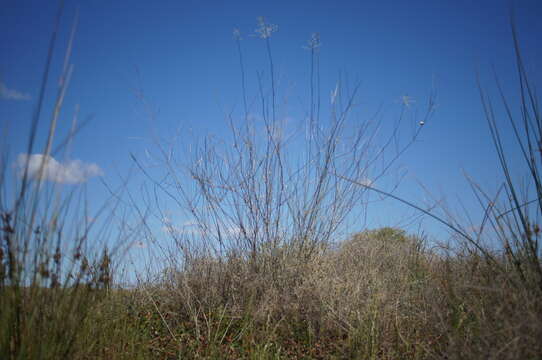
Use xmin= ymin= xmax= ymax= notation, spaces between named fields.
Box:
xmin=1 ymin=12 xmax=541 ymax=360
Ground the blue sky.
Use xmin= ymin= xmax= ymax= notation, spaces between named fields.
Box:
xmin=1 ymin=0 xmax=542 ymax=256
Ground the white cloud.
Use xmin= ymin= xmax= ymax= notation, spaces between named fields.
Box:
xmin=0 ymin=82 xmax=31 ymax=101
xmin=17 ymin=153 xmax=103 ymax=184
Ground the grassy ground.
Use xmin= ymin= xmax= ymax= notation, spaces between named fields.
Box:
xmin=2 ymin=228 xmax=540 ymax=359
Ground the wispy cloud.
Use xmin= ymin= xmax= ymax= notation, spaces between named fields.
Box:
xmin=17 ymin=154 xmax=104 ymax=184
xmin=0 ymin=82 xmax=31 ymax=101
xmin=162 ymin=218 xmax=242 ymax=239
xmin=162 ymin=219 xmax=204 ymax=237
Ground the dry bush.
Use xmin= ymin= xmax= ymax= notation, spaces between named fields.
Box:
xmin=134 ymin=228 xmax=542 ymax=359
xmin=139 ymin=227 xmax=436 ymax=358
xmin=133 ymin=18 xmax=435 ymax=357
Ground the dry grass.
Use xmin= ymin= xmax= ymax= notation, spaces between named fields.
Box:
xmin=117 ymin=227 xmax=540 ymax=359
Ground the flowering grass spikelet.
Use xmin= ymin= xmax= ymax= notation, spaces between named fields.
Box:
xmin=233 ymin=28 xmax=242 ymax=40
xmin=255 ymin=16 xmax=278 ymax=39
xmin=399 ymin=94 xmax=415 ymax=107
xmin=330 ymin=83 xmax=339 ymax=105
xmin=303 ymin=32 xmax=321 ymax=51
